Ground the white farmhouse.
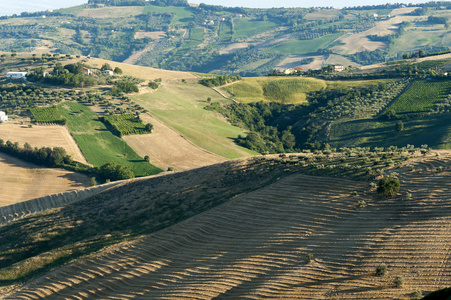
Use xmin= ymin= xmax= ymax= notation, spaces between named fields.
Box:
xmin=6 ymin=72 xmax=27 ymax=78
xmin=0 ymin=111 xmax=8 ymax=121
xmin=102 ymin=70 xmax=114 ymax=75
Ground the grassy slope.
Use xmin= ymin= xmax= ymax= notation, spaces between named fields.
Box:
xmin=222 ymin=77 xmax=392 ymax=104
xmin=58 ymin=101 xmax=162 ymax=176
xmin=222 ymin=77 xmax=326 ymax=103
xmin=232 ymin=18 xmax=278 ymax=39
xmin=131 ymin=82 xmax=258 ymax=159
xmin=388 ymin=80 xmax=451 ymax=114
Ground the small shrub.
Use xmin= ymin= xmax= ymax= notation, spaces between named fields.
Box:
xmin=90 ymin=177 xmax=97 ymax=186
xmin=358 ymin=200 xmax=367 ymax=207
xmin=393 ymin=275 xmax=404 ymax=288
xmin=369 ymin=182 xmax=377 ymax=188
xmin=167 ymin=167 xmax=174 ymax=172
xmin=306 ymin=253 xmax=314 ymax=262
xmin=351 ymin=191 xmax=359 ymax=196
xmin=410 ymin=289 xmax=422 ymax=300
xmin=377 ymin=177 xmax=400 ymax=197
xmin=405 ymin=192 xmax=412 ymax=199
xmin=144 ymin=155 xmax=150 ymax=162
xmin=376 ymin=263 xmax=387 ymax=276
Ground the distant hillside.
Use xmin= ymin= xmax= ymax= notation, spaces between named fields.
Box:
xmin=0 ymin=0 xmax=450 ymax=75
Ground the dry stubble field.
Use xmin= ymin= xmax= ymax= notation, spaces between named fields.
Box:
xmin=0 ymin=121 xmax=88 ymax=164
xmin=6 ymin=155 xmax=451 ymax=299
xmin=0 ymin=153 xmax=90 ymax=207
xmin=123 ymin=113 xmax=226 ymax=171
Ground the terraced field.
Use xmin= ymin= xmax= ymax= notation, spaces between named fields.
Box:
xmin=6 ymin=155 xmax=451 ymax=299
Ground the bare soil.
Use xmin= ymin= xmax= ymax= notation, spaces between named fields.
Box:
xmin=0 ymin=152 xmax=90 ymax=207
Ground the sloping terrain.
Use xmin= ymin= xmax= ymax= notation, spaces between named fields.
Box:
xmin=123 ymin=113 xmax=226 ymax=171
xmin=0 ymin=152 xmax=90 ymax=207
xmin=5 ymin=154 xmax=451 ymax=299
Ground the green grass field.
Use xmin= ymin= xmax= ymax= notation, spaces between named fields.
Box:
xmin=131 ymin=82 xmax=258 ymax=159
xmin=388 ymin=80 xmax=451 ymax=114
xmin=218 ymin=22 xmax=233 ymax=42
xmin=329 ymin=113 xmax=451 ymax=149
xmin=189 ymin=27 xmax=204 ymax=42
xmin=58 ymin=101 xmax=162 ymax=176
xmin=222 ymin=77 xmax=327 ymax=103
xmin=232 ymin=18 xmax=277 ymax=39
xmin=267 ymin=33 xmax=343 ymax=55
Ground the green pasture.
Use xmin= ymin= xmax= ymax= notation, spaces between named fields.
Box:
xmin=232 ymin=18 xmax=277 ymax=39
xmin=58 ymin=101 xmax=162 ymax=176
xmin=329 ymin=113 xmax=451 ymax=149
xmin=131 ymin=82 xmax=258 ymax=159
xmin=189 ymin=27 xmax=204 ymax=42
xmin=267 ymin=33 xmax=343 ymax=55
xmin=387 ymin=80 xmax=451 ymax=114
xmin=218 ymin=22 xmax=233 ymax=42
xmin=222 ymin=77 xmax=326 ymax=103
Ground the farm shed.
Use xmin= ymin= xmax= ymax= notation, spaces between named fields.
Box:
xmin=102 ymin=70 xmax=114 ymax=75
xmin=6 ymin=72 xmax=27 ymax=78
xmin=0 ymin=111 xmax=8 ymax=121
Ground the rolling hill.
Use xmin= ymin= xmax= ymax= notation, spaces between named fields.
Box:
xmin=1 ymin=150 xmax=451 ymax=299
xmin=0 ymin=1 xmax=449 ymax=75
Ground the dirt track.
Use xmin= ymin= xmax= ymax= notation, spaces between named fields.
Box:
xmin=7 ymin=155 xmax=451 ymax=299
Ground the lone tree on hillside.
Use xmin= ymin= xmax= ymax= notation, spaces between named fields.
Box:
xmin=377 ymin=177 xmax=400 ymax=197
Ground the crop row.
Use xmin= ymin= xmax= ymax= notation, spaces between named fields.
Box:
xmin=389 ymin=80 xmax=451 ymax=114
xmin=29 ymin=107 xmax=65 ymax=124
xmin=320 ymin=79 xmax=410 ymax=120
xmin=101 ymin=114 xmax=152 ymax=137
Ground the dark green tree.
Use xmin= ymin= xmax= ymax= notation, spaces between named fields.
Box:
xmin=377 ymin=177 xmax=400 ymax=197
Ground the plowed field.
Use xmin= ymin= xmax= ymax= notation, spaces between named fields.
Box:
xmin=6 ymin=156 xmax=451 ymax=299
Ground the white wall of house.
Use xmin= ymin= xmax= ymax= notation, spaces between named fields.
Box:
xmin=6 ymin=72 xmax=27 ymax=78
xmin=0 ymin=111 xmax=8 ymax=121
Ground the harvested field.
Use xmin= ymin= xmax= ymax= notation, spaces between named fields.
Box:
xmin=7 ymin=155 xmax=451 ymax=299
xmin=333 ymin=8 xmax=422 ymax=55
xmin=0 ymin=121 xmax=88 ymax=164
xmin=123 ymin=113 xmax=226 ymax=171
xmin=87 ymin=57 xmax=197 ymax=82
xmin=0 ymin=153 xmax=90 ymax=207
